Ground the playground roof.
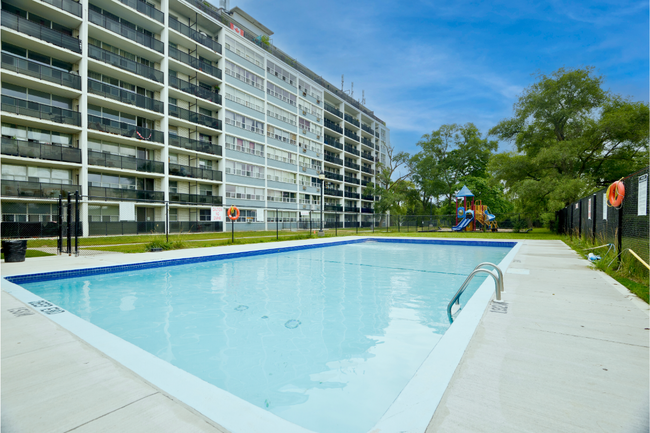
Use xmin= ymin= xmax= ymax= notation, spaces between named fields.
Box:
xmin=456 ymin=186 xmax=474 ymax=197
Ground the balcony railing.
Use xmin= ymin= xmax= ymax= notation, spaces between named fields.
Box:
xmin=169 ymin=192 xmax=222 ymax=205
xmin=88 ymin=150 xmax=164 ymax=173
xmin=361 ymin=137 xmax=374 ymax=147
xmin=2 ymin=180 xmax=80 ymax=199
xmin=324 ymin=172 xmax=342 ymax=181
xmin=89 ymin=44 xmax=164 ymax=82
xmin=361 ymin=124 xmax=374 ymax=135
xmin=361 ymin=151 xmax=374 ymax=161
xmin=2 ymin=137 xmax=81 ymax=163
xmin=169 ymin=163 xmax=222 ymax=181
xmin=324 ymin=118 xmax=343 ymax=134
xmin=324 ymin=102 xmax=342 ymax=118
xmin=324 ymin=134 xmax=342 ymax=150
xmin=169 ymin=105 xmax=221 ymax=130
xmin=344 ymin=176 xmax=360 ymax=185
xmin=169 ymin=134 xmax=222 ymax=156
xmin=169 ymin=46 xmax=221 ymax=79
xmin=344 ymin=114 xmax=360 ymax=127
xmin=345 ymin=129 xmax=360 ymax=142
xmin=88 ymin=186 xmax=164 ymax=201
xmin=1 ymin=11 xmax=81 ymax=54
xmin=88 ymin=114 xmax=164 ymax=143
xmin=2 ymin=95 xmax=81 ymax=126
xmin=88 ymin=79 xmax=163 ymax=113
xmin=345 ymin=191 xmax=360 ymax=199
xmin=361 ymin=207 xmax=373 ymax=213
xmin=324 ymin=154 xmax=343 ymax=165
xmin=169 ymin=76 xmax=221 ymax=105
xmin=324 ymin=188 xmax=342 ymax=197
xmin=324 ymin=204 xmax=342 ymax=212
xmin=169 ymin=17 xmax=222 ymax=54
xmin=1 ymin=52 xmax=81 ymax=89
xmin=344 ymin=145 xmax=359 ymax=156
xmin=345 ymin=207 xmax=360 ymax=213
xmin=361 ymin=166 xmax=375 ymax=175
xmin=361 ymin=194 xmax=374 ymax=201
xmin=88 ymin=9 xmax=163 ymax=53
xmin=41 ymin=0 xmax=83 ymax=18
xmin=118 ymin=0 xmax=164 ymax=23
xmin=345 ymin=161 xmax=360 ymax=171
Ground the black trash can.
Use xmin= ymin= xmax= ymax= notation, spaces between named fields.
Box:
xmin=2 ymin=240 xmax=27 ymax=262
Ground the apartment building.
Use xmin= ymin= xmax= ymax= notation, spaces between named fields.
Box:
xmin=0 ymin=0 xmax=390 ymax=235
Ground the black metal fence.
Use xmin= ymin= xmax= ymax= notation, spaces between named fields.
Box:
xmin=556 ymin=167 xmax=649 ymax=265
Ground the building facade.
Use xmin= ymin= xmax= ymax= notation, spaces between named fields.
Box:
xmin=0 ymin=0 xmax=390 ymax=236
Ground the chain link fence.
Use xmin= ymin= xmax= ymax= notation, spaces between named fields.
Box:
xmin=556 ymin=166 xmax=649 ymax=266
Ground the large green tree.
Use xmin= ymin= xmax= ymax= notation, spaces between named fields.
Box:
xmin=489 ymin=67 xmax=649 ymax=214
xmin=364 ymin=143 xmax=411 ymax=214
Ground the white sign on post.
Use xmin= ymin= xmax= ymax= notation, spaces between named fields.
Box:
xmin=255 ymin=209 xmax=264 ymax=222
xmin=300 ymin=211 xmax=310 ymax=216
xmin=211 ymin=207 xmax=224 ymax=222
xmin=587 ymin=198 xmax=592 ymax=219
xmin=603 ymin=193 xmax=607 ymax=220
xmin=638 ymin=174 xmax=648 ymax=216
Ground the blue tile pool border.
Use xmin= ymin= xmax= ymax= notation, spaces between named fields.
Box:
xmin=4 ymin=238 xmax=517 ymax=285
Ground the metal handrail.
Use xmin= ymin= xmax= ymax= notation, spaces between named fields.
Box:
xmin=447 ymin=264 xmax=503 ymax=323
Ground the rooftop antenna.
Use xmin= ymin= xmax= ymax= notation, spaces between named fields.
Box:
xmin=351 ymin=82 xmax=354 ymax=98
xmin=219 ymin=0 xmax=230 ymax=10
xmin=362 ymin=90 xmax=365 ymax=105
xmin=341 ymin=75 xmax=344 ymax=92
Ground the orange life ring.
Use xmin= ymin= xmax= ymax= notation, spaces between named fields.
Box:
xmin=606 ymin=180 xmax=625 ymax=207
xmin=227 ymin=205 xmax=240 ymax=221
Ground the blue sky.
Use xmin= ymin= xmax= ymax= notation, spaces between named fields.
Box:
xmin=217 ymin=0 xmax=649 ymax=155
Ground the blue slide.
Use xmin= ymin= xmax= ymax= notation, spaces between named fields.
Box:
xmin=452 ymin=212 xmax=474 ymax=231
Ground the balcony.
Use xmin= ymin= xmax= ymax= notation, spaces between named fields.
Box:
xmin=361 ymin=137 xmax=374 ymax=147
xmin=88 ymin=114 xmax=164 ymax=143
xmin=361 ymin=194 xmax=374 ymax=201
xmin=2 ymin=95 xmax=81 ymax=126
xmin=345 ymin=191 xmax=360 ymax=199
xmin=88 ymin=186 xmax=163 ymax=201
xmin=324 ymin=134 xmax=342 ymax=150
xmin=118 ymin=0 xmax=164 ymax=23
xmin=41 ymin=0 xmax=83 ymax=18
xmin=344 ymin=129 xmax=360 ymax=142
xmin=324 ymin=188 xmax=342 ymax=197
xmin=169 ymin=76 xmax=221 ymax=105
xmin=344 ymin=176 xmax=360 ymax=185
xmin=344 ymin=114 xmax=360 ymax=127
xmin=89 ymin=45 xmax=164 ymax=83
xmin=169 ymin=134 xmax=222 ymax=156
xmin=88 ymin=150 xmax=164 ymax=174
xmin=345 ymin=161 xmax=360 ymax=171
xmin=88 ymin=9 xmax=164 ymax=53
xmin=324 ymin=102 xmax=342 ymax=118
xmin=169 ymin=105 xmax=221 ymax=130
xmin=344 ymin=145 xmax=359 ymax=156
xmin=361 ymin=124 xmax=374 ymax=135
xmin=2 ymin=137 xmax=81 ymax=163
xmin=2 ymin=180 xmax=80 ymax=199
xmin=169 ymin=163 xmax=222 ymax=181
xmin=345 ymin=207 xmax=360 ymax=213
xmin=324 ymin=118 xmax=342 ymax=134
xmin=361 ymin=151 xmax=374 ymax=161
xmin=88 ymin=79 xmax=163 ymax=113
xmin=1 ymin=11 xmax=81 ymax=54
xmin=361 ymin=166 xmax=375 ymax=175
xmin=169 ymin=17 xmax=222 ymax=54
xmin=169 ymin=192 xmax=222 ymax=205
xmin=361 ymin=207 xmax=373 ymax=213
xmin=2 ymin=52 xmax=81 ymax=90
xmin=324 ymin=204 xmax=342 ymax=212
xmin=324 ymin=154 xmax=343 ymax=165
xmin=169 ymin=46 xmax=221 ymax=80
xmin=324 ymin=171 xmax=342 ymax=181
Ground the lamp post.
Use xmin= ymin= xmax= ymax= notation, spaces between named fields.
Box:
xmin=318 ymin=173 xmax=325 ymax=236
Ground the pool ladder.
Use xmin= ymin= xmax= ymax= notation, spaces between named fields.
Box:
xmin=447 ymin=262 xmax=504 ymax=324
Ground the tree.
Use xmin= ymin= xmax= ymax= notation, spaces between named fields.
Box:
xmin=410 ymin=123 xmax=498 ymax=213
xmin=364 ymin=143 xmax=410 ymax=215
xmin=489 ymin=67 xmax=649 ymax=214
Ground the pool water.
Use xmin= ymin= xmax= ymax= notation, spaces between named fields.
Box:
xmin=21 ymin=241 xmax=511 ymax=433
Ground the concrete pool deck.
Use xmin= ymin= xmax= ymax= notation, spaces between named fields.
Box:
xmin=2 ymin=238 xmax=648 ymax=432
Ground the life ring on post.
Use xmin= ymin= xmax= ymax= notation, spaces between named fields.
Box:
xmin=606 ymin=180 xmax=625 ymax=208
xmin=227 ymin=205 xmax=240 ymax=221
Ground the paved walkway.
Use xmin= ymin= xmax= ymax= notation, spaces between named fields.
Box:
xmin=2 ymin=239 xmax=648 ymax=432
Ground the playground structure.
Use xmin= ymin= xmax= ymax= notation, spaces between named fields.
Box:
xmin=453 ymin=186 xmax=498 ymax=232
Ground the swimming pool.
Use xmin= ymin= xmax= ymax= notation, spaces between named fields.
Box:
xmin=4 ymin=238 xmax=519 ymax=433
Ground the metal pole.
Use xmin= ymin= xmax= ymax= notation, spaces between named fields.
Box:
xmin=57 ymin=194 xmax=62 ymax=254
xmin=310 ymin=211 xmax=312 ymax=233
xmin=231 ymin=215 xmax=235 ymax=243
xmin=372 ymin=213 xmax=374 ymax=233
xmin=166 ymin=202 xmax=169 ymax=243
xmin=276 ymin=208 xmax=279 ymax=240
xmin=335 ymin=212 xmax=338 ymax=236
xmin=75 ymin=191 xmax=79 ymax=256
xmin=319 ymin=177 xmax=324 ymax=235
xmin=386 ymin=214 xmax=388 ymax=233
xmin=398 ymin=215 xmax=400 ymax=232
xmin=66 ymin=193 xmax=72 ymax=255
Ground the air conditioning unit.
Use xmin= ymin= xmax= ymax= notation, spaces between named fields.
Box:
xmin=302 ymin=186 xmax=306 ymax=190
xmin=302 ymin=148 xmax=307 ymax=153
xmin=302 ymin=167 xmax=306 ymax=171
xmin=302 ymin=110 xmax=306 ymax=115
xmin=317 ymin=135 xmax=321 ymax=139
xmin=302 ymin=91 xmax=307 ymax=96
